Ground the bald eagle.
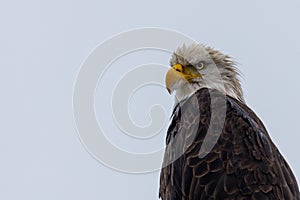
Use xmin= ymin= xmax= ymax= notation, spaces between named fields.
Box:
xmin=159 ymin=44 xmax=300 ymax=199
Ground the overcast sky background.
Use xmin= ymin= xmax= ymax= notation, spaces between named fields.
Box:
xmin=1 ymin=0 xmax=300 ymax=199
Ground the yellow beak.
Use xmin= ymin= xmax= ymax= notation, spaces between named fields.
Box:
xmin=165 ymin=64 xmax=202 ymax=94
xmin=165 ymin=64 xmax=186 ymax=94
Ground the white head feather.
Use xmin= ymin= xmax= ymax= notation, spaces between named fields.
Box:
xmin=169 ymin=44 xmax=244 ymax=103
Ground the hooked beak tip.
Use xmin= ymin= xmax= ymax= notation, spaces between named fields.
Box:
xmin=167 ymin=87 xmax=171 ymax=94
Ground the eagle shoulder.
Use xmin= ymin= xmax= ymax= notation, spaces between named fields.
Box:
xmin=159 ymin=88 xmax=300 ymax=200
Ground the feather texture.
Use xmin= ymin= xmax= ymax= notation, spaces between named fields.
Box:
xmin=159 ymin=88 xmax=300 ymax=200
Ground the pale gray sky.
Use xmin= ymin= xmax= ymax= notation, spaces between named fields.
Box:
xmin=1 ymin=0 xmax=300 ymax=199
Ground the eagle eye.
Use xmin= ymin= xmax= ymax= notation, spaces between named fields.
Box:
xmin=197 ymin=62 xmax=205 ymax=70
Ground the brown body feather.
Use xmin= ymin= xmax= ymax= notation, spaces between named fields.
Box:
xmin=159 ymin=88 xmax=300 ymax=200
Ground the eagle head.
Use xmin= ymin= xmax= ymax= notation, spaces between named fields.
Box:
xmin=166 ymin=44 xmax=244 ymax=103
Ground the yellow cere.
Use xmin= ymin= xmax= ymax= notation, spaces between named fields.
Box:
xmin=172 ymin=64 xmax=201 ymax=81
xmin=173 ymin=64 xmax=183 ymax=73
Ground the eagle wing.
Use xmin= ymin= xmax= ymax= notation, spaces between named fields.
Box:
xmin=159 ymin=88 xmax=300 ymax=200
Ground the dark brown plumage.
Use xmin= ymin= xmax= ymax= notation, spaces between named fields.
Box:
xmin=159 ymin=88 xmax=300 ymax=199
